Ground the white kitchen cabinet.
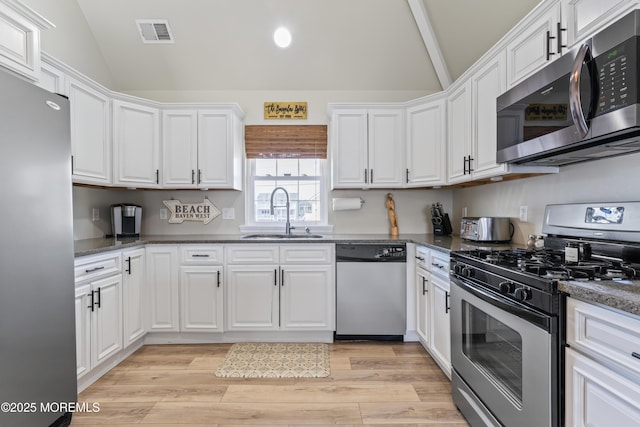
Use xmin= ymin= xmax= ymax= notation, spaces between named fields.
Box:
xmin=74 ymin=252 xmax=123 ymax=378
xmin=112 ymin=99 xmax=161 ymax=188
xmin=179 ymin=245 xmax=224 ymax=332
xmin=225 ymin=244 xmax=335 ymax=331
xmin=68 ymin=78 xmax=111 ymax=186
xmin=146 ymin=245 xmax=179 ymax=332
xmin=330 ymin=106 xmax=404 ymax=189
xmin=37 ymin=56 xmax=66 ymax=95
xmin=565 ymin=297 xmax=640 ymax=426
xmin=405 ymin=95 xmax=447 ymax=187
xmin=0 ymin=0 xmax=51 ymax=81
xmin=446 ymin=79 xmax=472 ymax=184
xmin=414 ymin=245 xmax=451 ymax=378
xmin=162 ymin=108 xmax=243 ymax=190
xmin=506 ymin=1 xmax=564 ymax=88
xmin=122 ymin=248 xmax=146 ymax=348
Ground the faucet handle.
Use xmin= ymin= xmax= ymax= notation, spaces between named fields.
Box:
xmin=305 ymin=227 xmax=310 ymax=234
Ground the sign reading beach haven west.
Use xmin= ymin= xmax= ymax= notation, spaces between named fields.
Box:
xmin=264 ymin=102 xmax=307 ymax=120
xmin=163 ymin=199 xmax=220 ymax=225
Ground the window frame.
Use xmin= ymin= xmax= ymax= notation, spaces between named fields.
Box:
xmin=241 ymin=158 xmax=332 ymax=233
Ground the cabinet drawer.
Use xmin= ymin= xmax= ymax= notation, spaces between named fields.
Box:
xmin=415 ymin=245 xmax=429 ymax=270
xmin=180 ymin=245 xmax=224 ymax=265
xmin=280 ymin=244 xmax=334 ymax=264
xmin=225 ymin=244 xmax=279 ymax=264
xmin=567 ymin=297 xmax=640 ymax=379
xmin=430 ymin=250 xmax=450 ymax=278
xmin=74 ymin=252 xmax=122 ymax=284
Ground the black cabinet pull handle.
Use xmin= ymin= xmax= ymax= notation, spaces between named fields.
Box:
xmin=71 ymin=155 xmax=74 ymax=174
xmin=557 ymin=22 xmax=567 ymax=54
xmin=198 ymin=169 xmax=202 ymax=184
xmin=546 ymin=30 xmax=555 ymax=60
xmin=445 ymin=291 xmax=450 ymax=314
xmin=125 ymin=257 xmax=131 ymax=275
xmin=156 ymin=169 xmax=159 ymax=184
xmin=463 ymin=156 xmax=468 ymax=175
xmin=192 ymin=254 xmax=210 ymax=258
xmin=88 ymin=291 xmax=95 ymax=312
xmin=632 ymin=352 xmax=640 ymax=360
xmin=281 ymin=269 xmax=284 ymax=287
xmin=370 ymin=169 xmax=373 ymax=183
xmin=415 ymin=256 xmax=425 ymax=261
xmin=467 ymin=156 xmax=474 ymax=173
xmin=422 ymin=277 xmax=428 ymax=295
xmin=364 ymin=168 xmax=368 ymax=184
xmin=406 ymin=168 xmax=409 ymax=183
xmin=274 ymin=269 xmax=277 ymax=286
xmin=191 ymin=169 xmax=195 ymax=184
xmin=217 ymin=270 xmax=220 ymax=288
xmin=94 ymin=287 xmax=101 ymax=309
xmin=85 ymin=266 xmax=104 ymax=273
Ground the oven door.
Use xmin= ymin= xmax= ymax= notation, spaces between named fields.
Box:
xmin=450 ymin=277 xmax=558 ymax=427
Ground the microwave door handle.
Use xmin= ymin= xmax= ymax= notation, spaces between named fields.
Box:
xmin=569 ymin=44 xmax=591 ymax=138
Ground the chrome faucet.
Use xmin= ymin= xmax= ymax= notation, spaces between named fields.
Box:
xmin=269 ymin=187 xmax=294 ymax=235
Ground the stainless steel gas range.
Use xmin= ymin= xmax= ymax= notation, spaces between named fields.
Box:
xmin=449 ymin=202 xmax=640 ymax=427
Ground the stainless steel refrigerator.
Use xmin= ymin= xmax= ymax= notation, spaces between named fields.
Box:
xmin=0 ymin=69 xmax=77 ymax=426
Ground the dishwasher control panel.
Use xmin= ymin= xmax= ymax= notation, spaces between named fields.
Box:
xmin=336 ymin=243 xmax=406 ymax=262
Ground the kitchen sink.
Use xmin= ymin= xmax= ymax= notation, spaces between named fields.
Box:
xmin=241 ymin=233 xmax=325 ymax=239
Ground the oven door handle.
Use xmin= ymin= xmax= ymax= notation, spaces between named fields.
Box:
xmin=452 ymin=277 xmax=553 ymax=332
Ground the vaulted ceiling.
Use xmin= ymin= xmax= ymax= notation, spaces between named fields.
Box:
xmin=73 ymin=0 xmax=541 ymax=93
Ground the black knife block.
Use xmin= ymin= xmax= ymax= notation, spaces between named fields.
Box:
xmin=432 ymin=214 xmax=453 ymax=236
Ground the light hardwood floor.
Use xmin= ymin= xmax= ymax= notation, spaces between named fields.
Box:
xmin=72 ymin=342 xmax=469 ymax=426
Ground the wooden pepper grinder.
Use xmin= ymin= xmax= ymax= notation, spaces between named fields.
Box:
xmin=386 ymin=193 xmax=399 ymax=236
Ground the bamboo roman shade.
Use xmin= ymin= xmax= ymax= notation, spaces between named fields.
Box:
xmin=244 ymin=125 xmax=327 ymax=159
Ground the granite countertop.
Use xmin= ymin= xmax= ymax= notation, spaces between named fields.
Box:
xmin=74 ymin=233 xmax=640 ymax=318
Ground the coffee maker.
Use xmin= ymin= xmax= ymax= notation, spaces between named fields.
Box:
xmin=111 ymin=204 xmax=142 ymax=238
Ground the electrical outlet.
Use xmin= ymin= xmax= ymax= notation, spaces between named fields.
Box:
xmin=519 ymin=205 xmax=528 ymax=222
xmin=222 ymin=208 xmax=235 ymax=220
xmin=91 ymin=208 xmax=99 ymax=221
xmin=160 ymin=208 xmax=168 ymax=220
xmin=462 ymin=206 xmax=468 ymax=217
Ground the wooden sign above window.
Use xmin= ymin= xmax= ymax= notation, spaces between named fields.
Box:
xmin=264 ymin=102 xmax=307 ymax=120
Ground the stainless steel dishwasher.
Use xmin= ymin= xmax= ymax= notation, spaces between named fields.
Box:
xmin=335 ymin=243 xmax=407 ymax=340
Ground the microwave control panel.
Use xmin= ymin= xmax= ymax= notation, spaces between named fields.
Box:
xmin=596 ymin=36 xmax=637 ymax=114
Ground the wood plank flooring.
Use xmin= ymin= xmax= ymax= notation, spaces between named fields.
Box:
xmin=72 ymin=342 xmax=469 ymax=426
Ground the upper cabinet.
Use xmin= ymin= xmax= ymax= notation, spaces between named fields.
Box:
xmin=68 ymin=78 xmax=112 ymax=186
xmin=112 ymin=99 xmax=161 ymax=188
xmin=405 ymin=94 xmax=447 ymax=187
xmin=162 ymin=107 xmax=243 ymax=190
xmin=0 ymin=0 xmax=53 ymax=81
xmin=563 ymin=0 xmax=637 ymax=48
xmin=506 ymin=1 xmax=564 ymax=89
xmin=329 ymin=106 xmax=404 ymax=189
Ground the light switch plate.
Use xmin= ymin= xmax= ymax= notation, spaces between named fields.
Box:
xmin=519 ymin=205 xmax=528 ymax=222
xmin=91 ymin=208 xmax=99 ymax=221
xmin=160 ymin=208 xmax=168 ymax=220
xmin=222 ymin=208 xmax=235 ymax=220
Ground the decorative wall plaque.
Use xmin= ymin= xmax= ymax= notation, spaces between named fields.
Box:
xmin=264 ymin=102 xmax=307 ymax=120
xmin=162 ymin=199 xmax=221 ymax=224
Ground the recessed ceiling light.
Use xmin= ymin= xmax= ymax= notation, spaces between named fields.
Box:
xmin=273 ymin=27 xmax=291 ymax=48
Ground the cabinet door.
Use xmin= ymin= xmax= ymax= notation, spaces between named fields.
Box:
xmin=368 ymin=109 xmax=404 ymax=187
xmin=198 ymin=110 xmax=241 ymax=189
xmin=430 ymin=274 xmax=451 ymax=377
xmin=447 ymin=79 xmax=472 ymax=184
xmin=180 ymin=266 xmax=223 ymax=332
xmin=37 ymin=60 xmax=66 ymax=95
xmin=405 ymin=99 xmax=446 ymax=187
xmin=0 ymin=2 xmax=41 ymax=81
xmin=415 ymin=268 xmax=430 ymax=346
xmin=506 ymin=2 xmax=562 ymax=88
xmin=280 ymin=265 xmax=335 ymax=330
xmin=565 ymin=348 xmax=640 ymax=427
xmin=471 ymin=52 xmax=509 ymax=179
xmin=112 ymin=100 xmax=161 ymax=188
xmin=91 ymin=274 xmax=123 ymax=367
xmin=122 ymin=249 xmax=146 ymax=347
xmin=330 ymin=110 xmax=368 ymax=188
xmin=75 ymin=284 xmax=92 ymax=378
xmin=564 ymin=0 xmax=635 ymax=47
xmin=225 ymin=265 xmax=279 ymax=331
xmin=68 ymin=78 xmax=111 ymax=185
xmin=162 ymin=110 xmax=198 ymax=188
xmin=146 ymin=246 xmax=179 ymax=331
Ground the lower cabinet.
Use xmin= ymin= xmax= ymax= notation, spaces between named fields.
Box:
xmin=122 ymin=248 xmax=146 ymax=347
xmin=146 ymin=245 xmax=179 ymax=331
xmin=565 ymin=297 xmax=640 ymax=427
xmin=414 ymin=245 xmax=451 ymax=378
xmin=225 ymin=244 xmax=335 ymax=332
xmin=74 ymin=252 xmax=124 ymax=379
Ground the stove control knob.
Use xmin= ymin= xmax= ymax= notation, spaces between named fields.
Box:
xmin=498 ymin=281 xmax=514 ymax=294
xmin=461 ymin=267 xmax=474 ymax=278
xmin=514 ymin=287 xmax=532 ymax=301
xmin=453 ymin=264 xmax=464 ymax=275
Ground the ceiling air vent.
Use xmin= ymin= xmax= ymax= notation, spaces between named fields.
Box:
xmin=136 ymin=19 xmax=174 ymax=44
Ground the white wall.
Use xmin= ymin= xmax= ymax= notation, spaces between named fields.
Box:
xmin=451 ymin=152 xmax=640 ymax=244
xmin=73 ymin=186 xmax=453 ymax=239
xmin=21 ymin=0 xmax=113 ymax=86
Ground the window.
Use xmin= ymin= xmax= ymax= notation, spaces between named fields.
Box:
xmin=245 ymin=158 xmax=328 ymax=228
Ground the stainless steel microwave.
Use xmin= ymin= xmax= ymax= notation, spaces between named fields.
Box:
xmin=496 ymin=10 xmax=640 ymax=166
